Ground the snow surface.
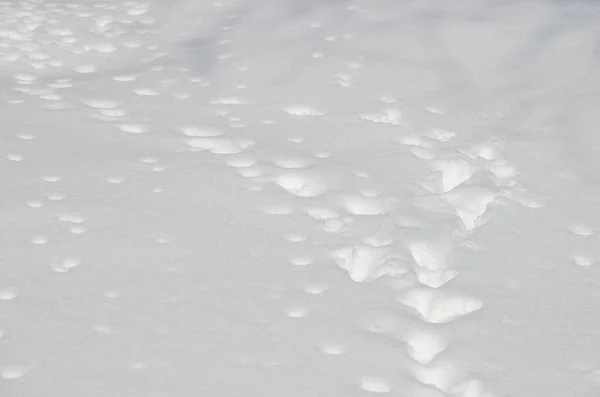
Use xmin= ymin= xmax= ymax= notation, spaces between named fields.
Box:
xmin=1 ymin=0 xmax=600 ymax=396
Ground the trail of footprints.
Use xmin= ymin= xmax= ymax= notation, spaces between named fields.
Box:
xmin=366 ymin=131 xmax=526 ymax=395
xmin=178 ymin=103 xmax=543 ymax=395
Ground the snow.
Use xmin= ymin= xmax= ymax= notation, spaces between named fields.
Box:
xmin=1 ymin=0 xmax=600 ymax=396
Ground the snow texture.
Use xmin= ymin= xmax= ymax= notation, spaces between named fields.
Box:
xmin=1 ymin=0 xmax=600 ymax=396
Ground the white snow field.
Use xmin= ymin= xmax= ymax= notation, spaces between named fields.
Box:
xmin=1 ymin=0 xmax=600 ymax=396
